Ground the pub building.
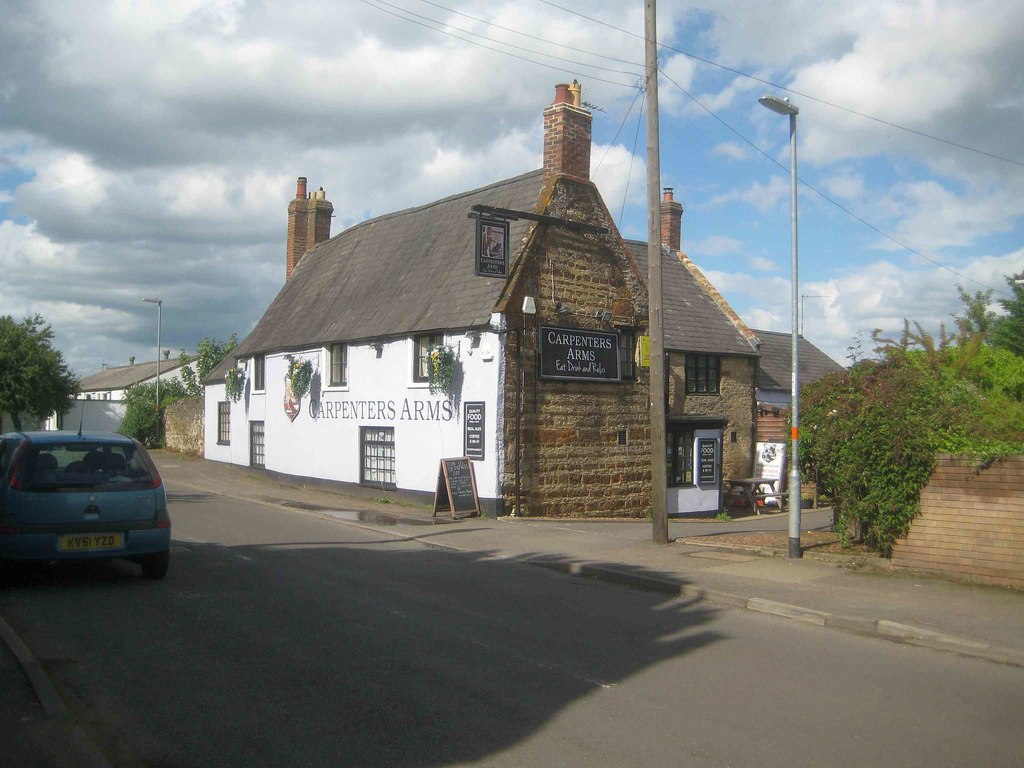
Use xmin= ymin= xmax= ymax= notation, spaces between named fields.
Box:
xmin=204 ymin=82 xmax=764 ymax=518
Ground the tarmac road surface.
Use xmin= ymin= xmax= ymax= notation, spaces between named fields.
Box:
xmin=1 ymin=483 xmax=1022 ymax=767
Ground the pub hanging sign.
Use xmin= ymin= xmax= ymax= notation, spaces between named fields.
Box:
xmin=539 ymin=325 xmax=621 ymax=382
xmin=475 ymin=217 xmax=509 ymax=277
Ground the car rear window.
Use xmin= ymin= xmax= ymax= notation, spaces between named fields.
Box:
xmin=23 ymin=442 xmax=154 ymax=493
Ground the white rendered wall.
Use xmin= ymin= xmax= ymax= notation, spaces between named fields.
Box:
xmin=205 ymin=331 xmax=504 ymax=503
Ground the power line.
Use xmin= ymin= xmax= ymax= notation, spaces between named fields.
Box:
xmin=657 ymin=68 xmax=1006 ymax=296
xmin=537 ymin=0 xmax=1023 ymax=167
xmin=360 ymin=0 xmax=641 ymax=87
xmin=618 ymin=86 xmax=646 ymax=230
xmin=416 ymin=0 xmax=644 ymax=70
xmin=593 ymin=80 xmax=645 ymax=177
xmin=364 ymin=0 xmax=1008 ymax=297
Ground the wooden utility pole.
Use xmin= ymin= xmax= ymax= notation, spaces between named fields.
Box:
xmin=645 ymin=0 xmax=668 ymax=544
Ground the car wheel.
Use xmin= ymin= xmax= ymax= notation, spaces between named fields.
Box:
xmin=140 ymin=550 xmax=169 ymax=580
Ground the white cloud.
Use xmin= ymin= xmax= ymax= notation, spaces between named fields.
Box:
xmin=591 ymin=143 xmax=647 ymax=225
xmin=712 ymin=142 xmax=749 ymax=161
xmin=708 ymin=175 xmax=789 ymax=212
xmin=690 ymin=235 xmax=744 ymax=257
xmin=747 ymin=255 xmax=777 ymax=272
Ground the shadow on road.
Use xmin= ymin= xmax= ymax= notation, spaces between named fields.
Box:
xmin=0 ymin=534 xmax=725 ymax=767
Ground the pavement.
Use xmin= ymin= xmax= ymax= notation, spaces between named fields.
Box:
xmin=3 ymin=449 xmax=1023 ymax=766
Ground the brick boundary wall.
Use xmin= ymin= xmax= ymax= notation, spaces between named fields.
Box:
xmin=890 ymin=454 xmax=1024 ymax=589
xmin=164 ymin=397 xmax=204 ymax=456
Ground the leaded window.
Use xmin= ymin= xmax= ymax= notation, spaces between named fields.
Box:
xmin=360 ymin=426 xmax=395 ymax=488
xmin=685 ymin=354 xmax=720 ymax=394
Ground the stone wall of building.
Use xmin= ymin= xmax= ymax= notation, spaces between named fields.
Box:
xmin=164 ymin=397 xmax=204 ymax=455
xmin=500 ymin=178 xmax=652 ymax=518
xmin=667 ymin=353 xmax=757 ymax=481
xmin=890 ymin=454 xmax=1024 ymax=589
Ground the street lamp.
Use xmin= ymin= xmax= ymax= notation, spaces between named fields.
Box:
xmin=142 ymin=297 xmax=163 ymax=421
xmin=759 ymin=94 xmax=802 ymax=559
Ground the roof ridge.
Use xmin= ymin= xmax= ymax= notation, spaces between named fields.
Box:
xmin=324 ymin=168 xmax=545 ymax=244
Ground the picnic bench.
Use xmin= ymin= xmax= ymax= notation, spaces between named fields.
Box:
xmin=726 ymin=477 xmax=789 ymax=515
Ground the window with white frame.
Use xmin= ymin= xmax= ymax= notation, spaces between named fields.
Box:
xmin=253 ymin=354 xmax=266 ymax=391
xmin=413 ymin=333 xmax=443 ymax=382
xmin=218 ymin=402 xmax=231 ymax=445
xmin=360 ymin=426 xmax=395 ymax=488
xmin=329 ymin=343 xmax=347 ymax=387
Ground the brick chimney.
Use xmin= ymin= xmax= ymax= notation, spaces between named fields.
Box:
xmin=660 ymin=188 xmax=683 ymax=251
xmin=286 ymin=177 xmax=334 ymax=280
xmin=543 ymin=80 xmax=592 ymax=182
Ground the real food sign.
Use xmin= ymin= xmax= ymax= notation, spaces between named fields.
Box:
xmin=539 ymin=325 xmax=621 ymax=382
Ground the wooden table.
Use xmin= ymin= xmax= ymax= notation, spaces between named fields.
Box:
xmin=726 ymin=477 xmax=786 ymax=515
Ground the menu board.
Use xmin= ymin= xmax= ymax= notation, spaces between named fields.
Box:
xmin=697 ymin=438 xmax=717 ymax=484
xmin=464 ymin=402 xmax=485 ymax=460
xmin=432 ymin=457 xmax=480 ymax=519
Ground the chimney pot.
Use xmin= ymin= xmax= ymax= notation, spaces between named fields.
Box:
xmin=552 ymin=83 xmax=571 ymax=105
xmin=296 ymin=177 xmax=308 ymax=199
xmin=663 ymin=188 xmax=674 ymax=202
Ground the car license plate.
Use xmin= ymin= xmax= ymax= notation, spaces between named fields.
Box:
xmin=58 ymin=533 xmax=124 ymax=552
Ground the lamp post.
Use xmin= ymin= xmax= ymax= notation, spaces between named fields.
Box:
xmin=142 ymin=297 xmax=163 ymax=426
xmin=758 ymin=94 xmax=802 ymax=558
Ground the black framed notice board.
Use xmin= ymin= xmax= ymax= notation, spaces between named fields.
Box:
xmin=432 ymin=457 xmax=480 ymax=519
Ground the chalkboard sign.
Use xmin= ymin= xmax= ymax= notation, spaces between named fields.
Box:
xmin=464 ymin=402 xmax=485 ymax=460
xmin=432 ymin=457 xmax=480 ymax=519
xmin=698 ymin=438 xmax=717 ymax=484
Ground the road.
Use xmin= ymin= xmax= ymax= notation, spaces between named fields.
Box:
xmin=1 ymin=483 xmax=1022 ymax=767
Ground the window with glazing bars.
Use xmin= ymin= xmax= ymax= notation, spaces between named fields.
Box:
xmin=618 ymin=332 xmax=636 ymax=380
xmin=685 ymin=354 xmax=720 ymax=394
xmin=329 ymin=343 xmax=347 ymax=386
xmin=666 ymin=426 xmax=694 ymax=487
xmin=217 ymin=402 xmax=230 ymax=445
xmin=414 ymin=334 xmax=443 ymax=381
xmin=360 ymin=426 xmax=395 ymax=488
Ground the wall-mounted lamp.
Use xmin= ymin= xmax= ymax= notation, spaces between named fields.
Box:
xmin=465 ymin=330 xmax=482 ymax=355
xmin=522 ymin=296 xmax=537 ymax=315
xmin=555 ymin=301 xmax=572 ymax=315
xmin=373 ymin=342 xmax=384 ymax=358
xmin=593 ymin=309 xmax=612 ymax=323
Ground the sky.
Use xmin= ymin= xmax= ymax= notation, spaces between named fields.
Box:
xmin=1 ymin=0 xmax=1022 ymax=375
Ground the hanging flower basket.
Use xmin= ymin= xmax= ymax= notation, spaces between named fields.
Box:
xmin=285 ymin=354 xmax=314 ymax=399
xmin=428 ymin=344 xmax=457 ymax=398
xmin=224 ymin=367 xmax=245 ymax=402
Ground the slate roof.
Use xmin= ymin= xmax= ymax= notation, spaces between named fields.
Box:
xmin=232 ymin=170 xmax=546 ymax=360
xmin=626 ymin=241 xmax=758 ymax=356
xmin=78 ymin=359 xmax=184 ymax=393
xmin=753 ymin=329 xmax=844 ymax=393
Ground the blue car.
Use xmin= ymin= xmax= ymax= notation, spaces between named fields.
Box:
xmin=0 ymin=431 xmax=171 ymax=579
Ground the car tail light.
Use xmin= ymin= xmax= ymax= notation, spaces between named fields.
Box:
xmin=7 ymin=442 xmax=28 ymax=490
xmin=132 ymin=439 xmax=164 ymax=489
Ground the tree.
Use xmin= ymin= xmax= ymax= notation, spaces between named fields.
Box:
xmin=0 ymin=314 xmax=79 ymax=431
xmin=990 ymin=275 xmax=1024 ymax=356
xmin=119 ymin=378 xmax=189 ymax=447
xmin=179 ymin=334 xmax=237 ymax=397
